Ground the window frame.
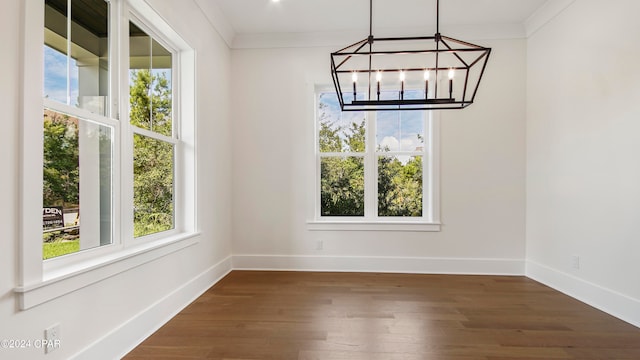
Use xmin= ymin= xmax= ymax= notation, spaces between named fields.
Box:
xmin=16 ymin=0 xmax=198 ymax=310
xmin=127 ymin=14 xmax=182 ymax=242
xmin=308 ymin=87 xmax=441 ymax=232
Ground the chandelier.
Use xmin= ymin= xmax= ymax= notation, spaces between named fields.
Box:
xmin=330 ymin=0 xmax=491 ymax=111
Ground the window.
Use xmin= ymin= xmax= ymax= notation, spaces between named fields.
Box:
xmin=129 ymin=21 xmax=176 ymax=238
xmin=17 ymin=0 xmax=196 ymax=309
xmin=42 ymin=109 xmax=114 ymax=259
xmin=311 ymin=89 xmax=440 ymax=231
xmin=42 ymin=0 xmax=114 ymax=259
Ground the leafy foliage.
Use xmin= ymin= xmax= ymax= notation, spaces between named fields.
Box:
xmin=133 ymin=133 xmax=174 ymax=236
xmin=318 ymin=108 xmax=342 ymax=153
xmin=42 ymin=111 xmax=81 ymax=256
xmin=320 ymin=157 xmax=365 ymax=216
xmin=43 ymin=111 xmax=79 ymax=208
xmin=130 ymin=69 xmax=174 ymax=237
xmin=129 ymin=69 xmax=172 ymax=135
xmin=318 ymin=98 xmax=424 ymax=217
xmin=378 ymin=155 xmax=423 ymax=217
xmin=319 ymin=111 xmax=366 ymax=216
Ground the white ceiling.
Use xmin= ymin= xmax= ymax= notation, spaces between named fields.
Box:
xmin=198 ymin=0 xmax=558 ymax=48
xmin=214 ymin=0 xmax=546 ymax=33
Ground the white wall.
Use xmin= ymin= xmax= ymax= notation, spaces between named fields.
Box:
xmin=231 ymin=38 xmax=527 ymax=273
xmin=0 ymin=1 xmax=232 ymax=359
xmin=526 ymin=0 xmax=640 ymax=326
xmin=12 ymin=0 xmax=640 ymax=356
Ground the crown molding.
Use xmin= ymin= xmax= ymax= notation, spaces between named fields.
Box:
xmin=193 ymin=0 xmax=235 ymax=47
xmin=525 ymin=0 xmax=577 ymax=37
xmin=193 ymin=0 xmax=574 ymax=50
xmin=231 ymin=23 xmax=527 ymax=50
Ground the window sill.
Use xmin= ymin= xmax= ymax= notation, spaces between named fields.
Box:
xmin=14 ymin=232 xmax=200 ymax=310
xmin=307 ymin=221 xmax=441 ymax=232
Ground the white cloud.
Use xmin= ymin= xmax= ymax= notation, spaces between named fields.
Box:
xmin=380 ymin=136 xmax=400 ymax=151
xmin=380 ymin=136 xmax=424 ymax=152
xmin=401 ymin=137 xmax=423 ymax=151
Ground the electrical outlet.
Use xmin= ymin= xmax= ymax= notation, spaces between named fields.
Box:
xmin=316 ymin=240 xmax=323 ymax=250
xmin=571 ymin=255 xmax=580 ymax=270
xmin=44 ymin=324 xmax=60 ymax=354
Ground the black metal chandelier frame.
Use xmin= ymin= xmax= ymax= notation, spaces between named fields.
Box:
xmin=330 ymin=0 xmax=491 ymax=111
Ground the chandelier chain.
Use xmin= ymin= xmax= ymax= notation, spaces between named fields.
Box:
xmin=436 ymin=0 xmax=440 ymax=34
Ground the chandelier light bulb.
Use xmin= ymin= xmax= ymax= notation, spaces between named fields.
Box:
xmin=399 ymin=71 xmax=405 ymax=100
xmin=448 ymin=68 xmax=454 ymax=99
xmin=424 ymin=70 xmax=430 ymax=100
xmin=376 ymin=71 xmax=382 ymax=82
xmin=352 ymin=72 xmax=358 ymax=98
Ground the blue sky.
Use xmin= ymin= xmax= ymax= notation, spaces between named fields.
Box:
xmin=44 ymin=45 xmax=79 ymax=105
xmin=45 ymin=43 xmax=172 ymax=115
xmin=319 ymin=91 xmax=424 ymax=153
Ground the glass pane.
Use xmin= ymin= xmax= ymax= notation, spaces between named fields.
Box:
xmin=376 ymin=90 xmax=424 ymax=152
xmin=378 ymin=155 xmax=423 ymax=217
xmin=44 ymin=0 xmax=70 ymax=103
xmin=44 ymin=0 xmax=109 ymax=115
xmin=151 ymin=38 xmax=172 ymax=135
xmin=43 ymin=109 xmax=113 ymax=259
xmin=129 ymin=22 xmax=173 ymax=136
xmin=318 ymin=92 xmax=366 ymax=153
xmin=320 ymin=157 xmax=364 ymax=216
xmin=44 ymin=45 xmax=77 ymax=104
xmin=133 ymin=134 xmax=175 ymax=237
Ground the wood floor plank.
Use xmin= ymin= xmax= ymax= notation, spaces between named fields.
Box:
xmin=124 ymin=271 xmax=640 ymax=359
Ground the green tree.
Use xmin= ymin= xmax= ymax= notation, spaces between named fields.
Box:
xmin=317 ymin=96 xmax=423 ymax=217
xmin=320 ymin=157 xmax=365 ymax=216
xmin=130 ymin=69 xmax=174 ymax=236
xmin=318 ymin=103 xmax=342 ymax=153
xmin=318 ymin=109 xmax=366 ymax=216
xmin=345 ymin=119 xmax=365 ymax=152
xmin=378 ymin=155 xmax=422 ymax=217
xmin=129 ymin=70 xmax=172 ymax=135
xmin=43 ymin=111 xmax=79 ymax=208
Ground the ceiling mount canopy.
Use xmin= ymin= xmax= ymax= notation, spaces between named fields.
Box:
xmin=330 ymin=0 xmax=491 ymax=111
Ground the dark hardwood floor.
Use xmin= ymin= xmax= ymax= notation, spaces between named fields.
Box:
xmin=124 ymin=271 xmax=640 ymax=359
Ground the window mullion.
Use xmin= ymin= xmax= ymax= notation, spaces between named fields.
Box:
xmin=120 ymin=3 xmax=135 ymax=245
xmin=109 ymin=0 xmax=120 ymax=120
xmin=132 ymin=125 xmax=177 ymax=144
xmin=423 ymin=111 xmax=431 ymax=221
xmin=427 ymin=111 xmax=441 ymax=223
xmin=109 ymin=0 xmax=124 ymax=248
xmin=315 ymin=151 xmax=321 ymax=219
xmin=365 ymin=111 xmax=377 ymax=219
xmin=65 ymin=0 xmax=72 ymax=106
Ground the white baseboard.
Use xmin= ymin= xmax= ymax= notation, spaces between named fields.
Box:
xmin=526 ymin=260 xmax=640 ymax=328
xmin=70 ymin=255 xmax=233 ymax=360
xmin=232 ymin=254 xmax=525 ymax=276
